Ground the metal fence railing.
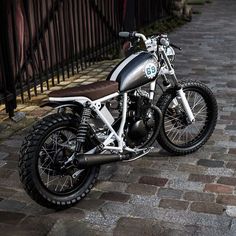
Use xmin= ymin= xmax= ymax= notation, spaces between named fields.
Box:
xmin=0 ymin=0 xmax=173 ymax=117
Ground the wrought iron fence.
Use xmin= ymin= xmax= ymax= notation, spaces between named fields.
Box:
xmin=0 ymin=0 xmax=173 ymax=117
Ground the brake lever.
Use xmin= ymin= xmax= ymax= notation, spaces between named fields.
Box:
xmin=170 ymin=43 xmax=182 ymax=51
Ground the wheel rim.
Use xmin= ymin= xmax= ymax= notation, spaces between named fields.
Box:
xmin=163 ymin=90 xmax=209 ymax=147
xmin=37 ymin=127 xmax=90 ymax=196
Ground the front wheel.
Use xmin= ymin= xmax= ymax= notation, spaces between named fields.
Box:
xmin=156 ymin=81 xmax=218 ymax=155
xmin=19 ymin=113 xmax=99 ymax=209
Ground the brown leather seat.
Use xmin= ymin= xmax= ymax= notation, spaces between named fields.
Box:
xmin=49 ymin=81 xmax=119 ymax=101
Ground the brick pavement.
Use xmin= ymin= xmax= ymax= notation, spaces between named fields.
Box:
xmin=1 ymin=0 xmax=236 ymax=235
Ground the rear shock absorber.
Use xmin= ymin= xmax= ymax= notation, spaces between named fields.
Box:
xmin=61 ymin=106 xmax=93 ymax=170
xmin=77 ymin=107 xmax=91 ymax=143
xmin=75 ymin=106 xmax=92 ymax=153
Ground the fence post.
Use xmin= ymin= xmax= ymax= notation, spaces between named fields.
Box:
xmin=122 ymin=0 xmax=135 ymax=31
xmin=0 ymin=0 xmax=17 ymax=117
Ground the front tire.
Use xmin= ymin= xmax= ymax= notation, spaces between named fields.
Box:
xmin=156 ymin=81 xmax=218 ymax=155
xmin=19 ymin=113 xmax=99 ymax=209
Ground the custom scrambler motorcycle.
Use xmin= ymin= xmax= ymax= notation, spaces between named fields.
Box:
xmin=19 ymin=32 xmax=218 ymax=209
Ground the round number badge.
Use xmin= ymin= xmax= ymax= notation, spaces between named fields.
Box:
xmin=145 ymin=62 xmax=157 ymax=79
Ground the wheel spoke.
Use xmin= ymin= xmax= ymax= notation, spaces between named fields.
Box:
xmin=39 ymin=165 xmax=54 ymax=176
xmin=46 ymin=176 xmax=62 ymax=187
xmin=37 ymin=127 xmax=89 ymax=195
xmin=41 ymin=147 xmax=54 ymax=163
xmin=166 ymin=124 xmax=184 ymax=134
xmin=60 ymin=176 xmax=70 ymax=192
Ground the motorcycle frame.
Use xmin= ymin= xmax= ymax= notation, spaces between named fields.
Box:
xmin=50 ymin=92 xmax=134 ymax=153
xmin=49 ymin=46 xmax=195 ymax=154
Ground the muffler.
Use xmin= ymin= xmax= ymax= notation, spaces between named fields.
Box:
xmin=73 ymin=154 xmax=129 ymax=168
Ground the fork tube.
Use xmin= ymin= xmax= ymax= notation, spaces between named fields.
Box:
xmin=161 ymin=49 xmax=195 ymax=122
xmin=118 ymin=93 xmax=128 ymax=138
xmin=161 ymin=50 xmax=179 ymax=86
xmin=161 ymin=50 xmax=172 ymax=71
xmin=177 ymin=88 xmax=195 ymax=123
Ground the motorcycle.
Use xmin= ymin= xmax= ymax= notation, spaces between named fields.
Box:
xmin=19 ymin=31 xmax=218 ymax=209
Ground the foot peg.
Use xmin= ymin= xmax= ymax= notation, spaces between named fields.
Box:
xmin=123 ymin=147 xmax=153 ymax=162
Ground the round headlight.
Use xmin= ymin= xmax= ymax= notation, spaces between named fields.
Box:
xmin=165 ymin=46 xmax=175 ymax=62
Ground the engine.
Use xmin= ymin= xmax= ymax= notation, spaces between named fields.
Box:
xmin=104 ymin=91 xmax=161 ymax=148
xmin=125 ymin=92 xmax=157 ymax=148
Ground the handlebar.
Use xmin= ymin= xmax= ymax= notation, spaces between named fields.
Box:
xmin=119 ymin=31 xmax=147 ymax=42
xmin=170 ymin=43 xmax=182 ymax=51
xmin=119 ymin=31 xmax=166 ymax=46
xmin=119 ymin=31 xmax=182 ymax=51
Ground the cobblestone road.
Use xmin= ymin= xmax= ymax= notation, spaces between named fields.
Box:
xmin=1 ymin=0 xmax=236 ymax=235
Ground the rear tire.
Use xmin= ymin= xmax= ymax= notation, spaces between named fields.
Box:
xmin=19 ymin=113 xmax=99 ymax=209
xmin=156 ymin=81 xmax=218 ymax=155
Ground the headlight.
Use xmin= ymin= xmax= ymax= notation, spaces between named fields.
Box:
xmin=165 ymin=46 xmax=175 ymax=62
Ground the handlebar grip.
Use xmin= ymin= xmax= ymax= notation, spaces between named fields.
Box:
xmin=119 ymin=32 xmax=131 ymax=38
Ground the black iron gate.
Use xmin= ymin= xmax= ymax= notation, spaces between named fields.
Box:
xmin=0 ymin=0 xmax=173 ymax=117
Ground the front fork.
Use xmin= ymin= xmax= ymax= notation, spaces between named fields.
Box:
xmin=160 ymin=49 xmax=195 ymax=124
xmin=150 ymin=70 xmax=195 ymax=124
xmin=153 ymin=81 xmax=195 ymax=123
xmin=170 ymin=71 xmax=195 ymax=124
xmin=175 ymin=89 xmax=195 ymax=123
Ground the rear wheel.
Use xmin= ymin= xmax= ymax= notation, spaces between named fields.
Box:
xmin=156 ymin=81 xmax=218 ymax=155
xmin=19 ymin=113 xmax=99 ymax=209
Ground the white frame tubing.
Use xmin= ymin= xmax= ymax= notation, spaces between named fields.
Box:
xmin=91 ymin=92 xmax=128 ymax=152
xmin=49 ymin=92 xmax=129 ymax=152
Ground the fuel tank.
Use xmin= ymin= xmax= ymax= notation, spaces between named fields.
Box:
xmin=107 ymin=51 xmax=159 ymax=92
